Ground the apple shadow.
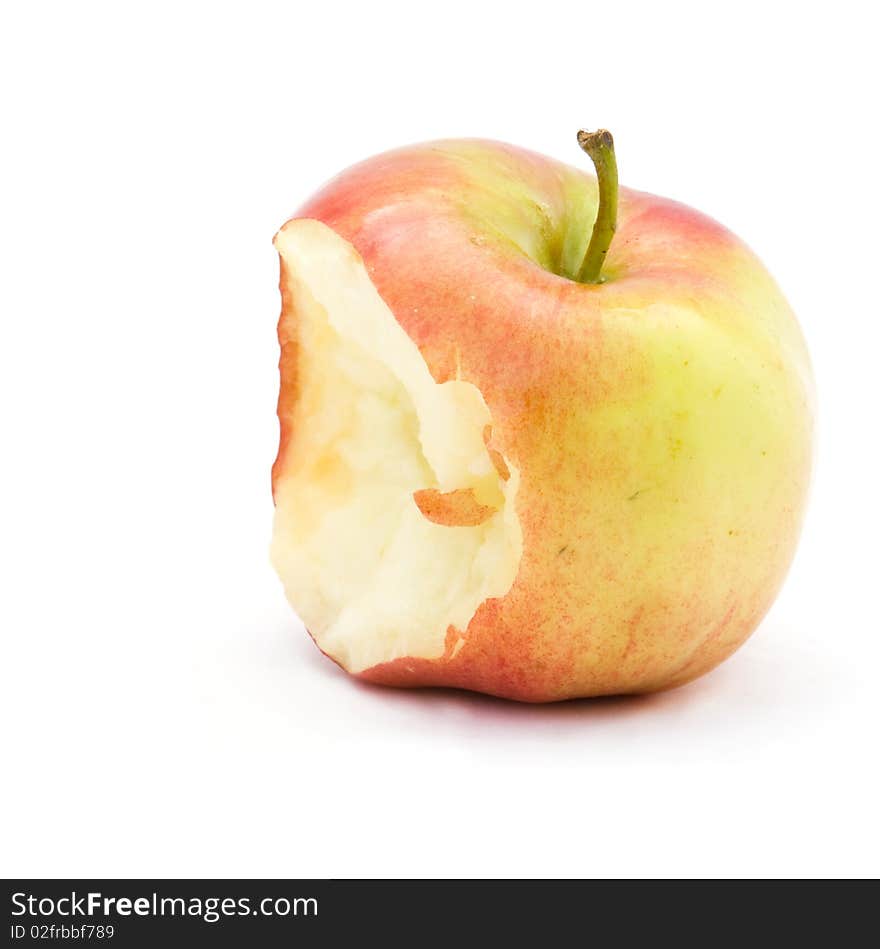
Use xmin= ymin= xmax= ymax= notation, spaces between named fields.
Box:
xmin=280 ymin=613 xmax=832 ymax=741
xmin=349 ymin=669 xmax=698 ymax=722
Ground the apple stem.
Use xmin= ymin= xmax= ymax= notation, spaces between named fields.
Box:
xmin=576 ymin=129 xmax=618 ymax=284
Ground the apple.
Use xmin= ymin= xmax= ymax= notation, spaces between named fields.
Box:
xmin=270 ymin=131 xmax=814 ymax=702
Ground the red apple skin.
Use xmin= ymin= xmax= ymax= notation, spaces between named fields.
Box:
xmin=273 ymin=140 xmax=814 ymax=702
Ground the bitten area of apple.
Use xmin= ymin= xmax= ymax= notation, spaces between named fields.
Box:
xmin=270 ymin=220 xmax=523 ymax=675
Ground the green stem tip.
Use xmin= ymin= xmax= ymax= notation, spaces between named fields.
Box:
xmin=576 ymin=128 xmax=618 ymax=284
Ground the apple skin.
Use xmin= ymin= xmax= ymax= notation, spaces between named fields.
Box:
xmin=273 ymin=139 xmax=814 ymax=702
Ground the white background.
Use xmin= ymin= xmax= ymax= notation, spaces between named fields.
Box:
xmin=2 ymin=1 xmax=878 ymax=878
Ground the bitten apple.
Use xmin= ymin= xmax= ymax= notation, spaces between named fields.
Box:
xmin=270 ymin=132 xmax=814 ymax=702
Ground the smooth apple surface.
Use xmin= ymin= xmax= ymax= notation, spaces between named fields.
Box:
xmin=270 ymin=139 xmax=814 ymax=702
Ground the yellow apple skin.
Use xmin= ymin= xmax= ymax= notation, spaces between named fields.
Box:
xmin=272 ymin=139 xmax=814 ymax=702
